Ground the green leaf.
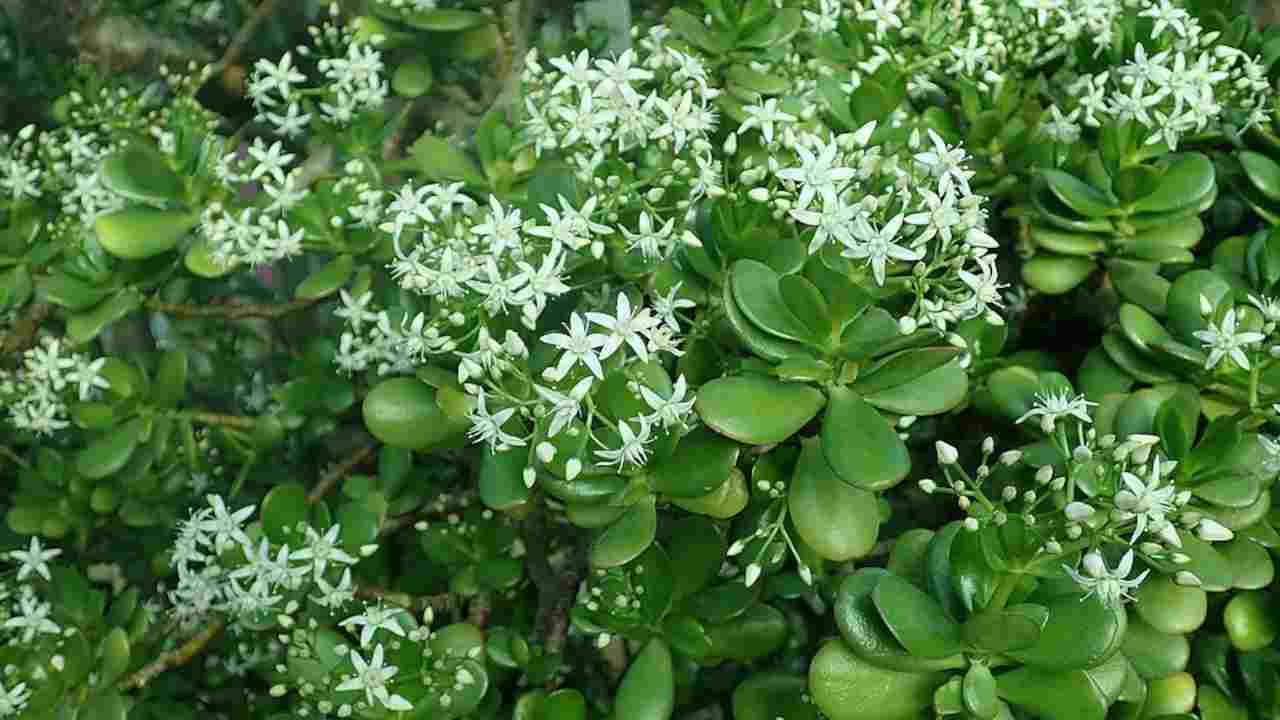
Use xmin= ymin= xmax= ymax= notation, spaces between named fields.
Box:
xmin=1166 ymin=269 xmax=1232 ymax=345
xmin=808 ymin=639 xmax=945 ymax=720
xmin=1224 ymin=590 xmax=1278 ymax=652
xmin=392 ymin=57 xmax=434 ymax=97
xmin=37 ymin=270 xmax=112 ymax=311
xmin=295 ymin=254 xmax=354 ymax=300
xmin=75 ymin=418 xmax=146 ymax=480
xmin=183 ymin=238 xmax=231 ymax=278
xmin=666 ymin=7 xmax=730 ymax=53
xmin=478 ymin=445 xmax=531 ymax=511
xmin=1121 ymin=615 xmax=1191 ymax=681
xmin=1006 ymin=592 xmax=1126 ymax=671
xmin=66 ymin=288 xmax=143 ymax=345
xmin=789 ymin=438 xmax=879 ymax=562
xmin=821 ymin=386 xmax=910 ymax=491
xmin=1240 ymin=150 xmax=1280 ymax=201
xmin=962 ymin=605 xmax=1047 ymax=654
xmin=101 ymin=145 xmax=185 ymax=205
xmin=726 ymin=64 xmax=789 ymax=96
xmin=591 ymin=495 xmax=657 ymax=568
xmin=731 ymin=259 xmax=817 ymax=343
xmin=261 ymin=483 xmax=309 ymax=544
xmin=835 ymin=569 xmax=934 ymax=672
xmin=1022 ymin=255 xmax=1095 ymax=294
xmin=706 ymin=603 xmax=789 ymax=661
xmin=98 ymin=627 xmax=131 ymax=685
xmin=838 ymin=307 xmax=900 ymax=359
xmin=397 ymin=8 xmax=489 ymax=31
xmin=778 ymin=273 xmax=832 ymax=343
xmin=963 ymin=663 xmax=999 ymax=720
xmin=872 ymin=573 xmax=965 ymax=659
xmin=723 ymin=273 xmax=810 ymax=362
xmin=1041 ymin=169 xmax=1116 ymax=217
xmin=738 ymin=7 xmax=802 ymax=47
xmin=682 ymin=581 xmax=757 ymax=624
xmin=536 ymin=688 xmax=587 ymax=720
xmin=671 ymin=467 xmax=749 ymax=519
xmin=666 ymin=517 xmax=726 ymax=600
xmin=1171 ymin=530 xmax=1234 ymax=592
xmin=151 ymin=349 xmax=188 ymax=408
xmin=696 ymin=375 xmax=825 ymax=445
xmin=1132 ymin=153 xmax=1215 ymax=213
xmin=362 ymin=377 xmax=468 ymax=450
xmin=408 ymin=134 xmax=486 ymax=186
xmin=95 ymin=207 xmax=198 ymax=260
xmin=732 ymin=673 xmax=814 ymax=720
xmin=996 ymin=666 xmax=1109 ymax=720
xmin=863 ymin=360 xmax=968 ymax=417
xmin=616 ymin=639 xmax=675 ymax=720
xmin=80 ymin=692 xmax=128 ymax=720
xmin=649 ymin=427 xmax=739 ymax=497
xmin=1029 ymin=225 xmax=1107 ymax=255
xmin=1221 ymin=536 xmax=1274 ymax=590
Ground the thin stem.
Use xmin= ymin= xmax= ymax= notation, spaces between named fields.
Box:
xmin=307 ymin=443 xmax=379 ymax=505
xmin=146 ymin=296 xmax=318 ymax=320
xmin=212 ymin=0 xmax=281 ymax=75
xmin=121 ymin=620 xmax=225 ymax=691
xmin=1250 ymin=363 xmax=1260 ymax=410
xmin=988 ymin=571 xmax=1022 ymax=611
xmin=180 ymin=411 xmax=257 ymax=430
xmin=0 ymin=446 xmax=31 ymax=471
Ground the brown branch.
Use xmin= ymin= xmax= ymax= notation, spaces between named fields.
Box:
xmin=307 ymin=443 xmax=378 ymax=505
xmin=214 ymin=0 xmax=281 ymax=74
xmin=1 ymin=303 xmax=52 ymax=356
xmin=357 ymin=586 xmax=454 ymax=615
xmin=121 ymin=620 xmax=224 ymax=691
xmin=182 ymin=411 xmax=257 ymax=431
xmin=145 ymin=296 xmax=317 ymax=320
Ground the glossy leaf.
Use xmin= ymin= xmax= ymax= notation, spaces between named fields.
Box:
xmin=649 ymin=427 xmax=739 ymax=497
xmin=964 ymin=663 xmax=999 ymax=720
xmin=362 ymin=377 xmax=468 ymax=450
xmin=75 ymin=418 xmax=146 ymax=480
xmin=616 ymin=639 xmax=675 ymax=720
xmin=808 ymin=639 xmax=944 ymax=720
xmin=962 ymin=606 xmax=1046 ymax=654
xmin=821 ymin=386 xmax=910 ymax=491
xmin=95 ymin=207 xmax=198 ymax=260
xmin=863 ymin=360 xmax=968 ymax=416
xmin=1022 ymin=256 xmax=1095 ymax=294
xmin=1042 ymin=169 xmax=1116 ymax=217
xmin=1240 ymin=150 xmax=1280 ymax=201
xmin=872 ymin=573 xmax=965 ymax=659
xmin=101 ymin=145 xmax=184 ymax=205
xmin=731 ymin=259 xmax=816 ymax=343
xmin=789 ymin=438 xmax=879 ymax=562
xmin=478 ymin=445 xmax=531 ymax=511
xmin=260 ymin=483 xmax=308 ymax=545
xmin=1006 ymin=592 xmax=1126 ymax=671
xmin=591 ymin=495 xmax=657 ymax=568
xmin=1121 ymin=615 xmax=1190 ymax=681
xmin=1133 ymin=153 xmax=1216 ymax=213
xmin=295 ymin=254 xmax=354 ymax=300
xmin=695 ymin=375 xmax=825 ymax=445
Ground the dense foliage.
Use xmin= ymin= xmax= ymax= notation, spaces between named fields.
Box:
xmin=3 ymin=0 xmax=1280 ymax=719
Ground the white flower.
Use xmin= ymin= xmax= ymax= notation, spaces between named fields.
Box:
xmin=739 ymin=98 xmax=796 ymax=145
xmin=291 ymin=524 xmax=359 ymax=578
xmin=595 ymin=417 xmax=653 ymax=469
xmin=335 ymin=643 xmax=412 ymax=711
xmin=250 ymin=52 xmax=307 ymax=105
xmin=8 ymin=537 xmax=60 ymax=582
xmin=2 ymin=592 xmax=60 ymax=643
xmin=471 ymin=195 xmax=524 ymax=257
xmin=914 ymin=130 xmax=974 ymax=196
xmin=791 ymin=194 xmax=862 ymax=255
xmin=334 ymin=289 xmax=379 ymax=332
xmin=586 ymin=293 xmax=658 ymax=362
xmin=67 ymin=357 xmax=110 ymax=401
xmin=652 ymin=285 xmax=696 ymax=332
xmin=1063 ymin=549 xmax=1149 ymax=607
xmin=621 ymin=211 xmax=676 ymax=261
xmin=1114 ymin=459 xmax=1181 ymax=547
xmin=466 ymin=389 xmax=527 ymax=450
xmin=639 ymin=375 xmax=695 ymax=430
xmin=534 ymin=377 xmax=593 ymax=438
xmin=312 ymin=568 xmax=356 ymax=609
xmin=342 ymin=603 xmax=407 ymax=648
xmin=1015 ymin=389 xmax=1096 ymax=433
xmin=841 ymin=213 xmax=922 ymax=286
xmin=541 ymin=312 xmax=608 ymax=380
xmin=198 ymin=494 xmax=255 ymax=553
xmin=0 ymin=679 xmax=29 ymax=717
xmin=1194 ymin=309 xmax=1265 ymax=371
xmin=776 ymin=136 xmax=855 ymax=210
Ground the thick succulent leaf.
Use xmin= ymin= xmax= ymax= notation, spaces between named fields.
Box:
xmin=789 ymin=438 xmax=879 ymax=562
xmin=591 ymin=495 xmax=657 ymax=568
xmin=872 ymin=573 xmax=965 ymax=659
xmin=821 ymin=386 xmax=910 ymax=491
xmin=695 ymin=375 xmax=825 ymax=445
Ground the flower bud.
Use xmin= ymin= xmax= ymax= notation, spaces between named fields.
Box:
xmin=522 ymin=467 xmax=537 ymax=489
xmin=744 ymin=563 xmax=762 ymax=587
xmin=1035 ymin=465 xmax=1054 ymax=485
xmin=899 ymin=316 xmax=919 ymax=335
xmin=1196 ymin=518 xmax=1234 ymax=542
xmin=1000 ymin=450 xmax=1023 ymax=466
xmin=1174 ymin=571 xmax=1201 ymax=587
xmin=565 ymin=458 xmax=582 ymax=481
xmin=1082 ymin=551 xmax=1106 ymax=578
xmin=748 ymin=187 xmax=770 ymax=203
xmin=963 ymin=517 xmax=979 ymax=531
xmin=935 ymin=441 xmax=959 ymax=465
xmin=1001 ymin=486 xmax=1017 ymax=501
xmin=918 ymin=479 xmax=937 ymax=494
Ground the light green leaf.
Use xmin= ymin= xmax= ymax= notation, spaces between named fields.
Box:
xmin=789 ymin=438 xmax=879 ymax=562
xmin=821 ymin=386 xmax=910 ymax=491
xmin=696 ymin=375 xmax=825 ymax=445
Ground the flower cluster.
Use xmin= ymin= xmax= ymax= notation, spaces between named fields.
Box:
xmin=922 ymin=389 xmax=1253 ymax=606
xmin=0 ymin=337 xmax=111 ymax=436
xmin=0 ymin=538 xmax=73 ymax=719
